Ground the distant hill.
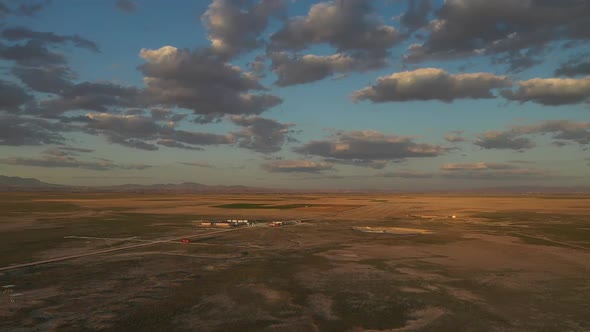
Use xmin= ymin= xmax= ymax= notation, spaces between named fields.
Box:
xmin=0 ymin=176 xmax=278 ymax=193
xmin=1 ymin=175 xmax=589 ymax=194
xmin=454 ymin=185 xmax=590 ymax=194
xmin=0 ymin=175 xmax=62 ymax=189
xmin=93 ymin=182 xmax=280 ymax=193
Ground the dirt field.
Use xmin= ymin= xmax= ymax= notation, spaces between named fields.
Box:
xmin=1 ymin=192 xmax=589 ymax=331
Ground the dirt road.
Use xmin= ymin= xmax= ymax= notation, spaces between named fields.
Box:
xmin=0 ymin=203 xmax=375 ymax=273
xmin=0 ymin=228 xmax=240 ymax=272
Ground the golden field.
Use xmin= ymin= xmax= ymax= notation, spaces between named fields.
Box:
xmin=1 ymin=192 xmax=589 ymax=331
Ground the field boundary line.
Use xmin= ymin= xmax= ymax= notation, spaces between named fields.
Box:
xmin=509 ymin=232 xmax=590 ymax=251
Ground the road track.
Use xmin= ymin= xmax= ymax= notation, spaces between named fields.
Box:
xmin=509 ymin=231 xmax=590 ymax=251
xmin=0 ymin=228 xmax=240 ymax=272
xmin=0 ymin=202 xmax=379 ymax=273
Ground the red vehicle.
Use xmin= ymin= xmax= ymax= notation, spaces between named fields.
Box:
xmin=181 ymin=238 xmax=190 ymax=244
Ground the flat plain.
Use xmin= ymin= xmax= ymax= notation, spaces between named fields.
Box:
xmin=1 ymin=192 xmax=589 ymax=331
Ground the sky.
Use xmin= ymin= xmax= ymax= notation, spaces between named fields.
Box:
xmin=0 ymin=0 xmax=589 ymax=190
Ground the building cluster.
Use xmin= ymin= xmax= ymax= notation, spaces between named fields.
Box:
xmin=198 ymin=219 xmax=301 ymax=228
xmin=199 ymin=219 xmax=252 ymax=228
xmin=268 ymin=220 xmax=301 ymax=227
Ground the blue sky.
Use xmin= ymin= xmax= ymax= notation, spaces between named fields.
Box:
xmin=1 ymin=0 xmax=589 ymax=189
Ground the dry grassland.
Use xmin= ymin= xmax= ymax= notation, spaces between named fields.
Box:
xmin=1 ymin=192 xmax=589 ymax=331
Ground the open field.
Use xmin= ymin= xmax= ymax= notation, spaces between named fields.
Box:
xmin=1 ymin=192 xmax=590 ymax=331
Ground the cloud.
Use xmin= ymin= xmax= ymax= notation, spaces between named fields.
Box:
xmin=555 ymin=55 xmax=590 ymax=77
xmin=148 ymin=108 xmax=187 ymax=123
xmin=501 ymin=77 xmax=590 ymax=106
xmin=400 ymin=0 xmax=432 ymax=31
xmin=72 ymin=175 xmax=149 ymax=180
xmin=440 ymin=168 xmax=548 ymax=180
xmin=0 ymin=80 xmax=33 ymax=111
xmin=517 ymin=120 xmax=590 ymax=146
xmin=0 ymin=40 xmax=66 ymax=67
xmin=552 ymin=141 xmax=571 ymax=147
xmin=377 ymin=165 xmax=551 ymax=181
xmin=14 ymin=0 xmax=51 ymax=17
xmin=0 ymin=2 xmax=10 ymax=17
xmin=445 ymin=130 xmax=467 ymax=143
xmin=202 ymin=0 xmax=285 ymax=59
xmin=379 ymin=170 xmax=434 ymax=178
xmin=323 ymin=158 xmax=387 ymax=169
xmin=0 ymin=0 xmax=51 ymax=17
xmin=351 ymin=68 xmax=511 ymax=103
xmin=109 ymin=137 xmax=159 ymax=151
xmin=262 ymin=159 xmax=333 ymax=173
xmin=267 ymin=0 xmax=404 ymax=86
xmin=474 ymin=130 xmax=535 ymax=151
xmin=380 ymin=163 xmax=555 ymax=181
xmin=81 ymin=113 xmax=234 ymax=151
xmin=270 ymin=0 xmax=401 ymax=57
xmin=2 ymin=26 xmax=100 ymax=52
xmin=44 ymin=148 xmax=75 ymax=157
xmin=78 ymin=113 xmax=177 ymax=149
xmin=441 ymin=162 xmax=518 ymax=171
xmin=54 ymin=146 xmax=94 ymax=154
xmin=508 ymin=160 xmax=534 ymax=165
xmin=293 ymin=130 xmax=449 ymax=162
xmin=115 ymin=0 xmax=137 ymax=12
xmin=12 ymin=66 xmax=74 ymax=94
xmin=156 ymin=139 xmax=203 ymax=151
xmin=36 ymin=82 xmax=144 ymax=116
xmin=169 ymin=129 xmax=235 ymax=146
xmin=1 ymin=154 xmax=151 ymax=171
xmin=270 ymin=52 xmax=367 ymax=86
xmin=138 ymin=46 xmax=281 ymax=120
xmin=265 ymin=0 xmax=403 ymax=86
xmin=474 ymin=120 xmax=590 ymax=150
xmin=403 ymin=0 xmax=590 ymax=69
xmin=125 ymin=109 xmax=145 ymax=116
xmin=0 ymin=115 xmax=68 ymax=146
xmin=179 ymin=161 xmax=213 ymax=168
xmin=489 ymin=49 xmax=545 ymax=74
xmin=439 ymin=161 xmax=553 ymax=180
xmin=248 ymin=55 xmax=267 ymax=78
xmin=230 ymin=115 xmax=295 ymax=153
xmin=150 ymin=108 xmax=171 ymax=121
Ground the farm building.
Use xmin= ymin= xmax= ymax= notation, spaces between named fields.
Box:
xmin=227 ymin=219 xmax=249 ymax=226
xmin=199 ymin=219 xmax=252 ymax=228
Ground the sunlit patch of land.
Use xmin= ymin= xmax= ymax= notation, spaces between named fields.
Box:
xmin=1 ymin=192 xmax=589 ymax=331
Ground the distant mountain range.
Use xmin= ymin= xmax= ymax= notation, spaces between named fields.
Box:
xmin=0 ymin=175 xmax=63 ymax=189
xmin=0 ymin=175 xmax=277 ymax=193
xmin=93 ymin=182 xmax=279 ymax=193
xmin=1 ymin=175 xmax=589 ymax=194
xmin=456 ymin=185 xmax=590 ymax=194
